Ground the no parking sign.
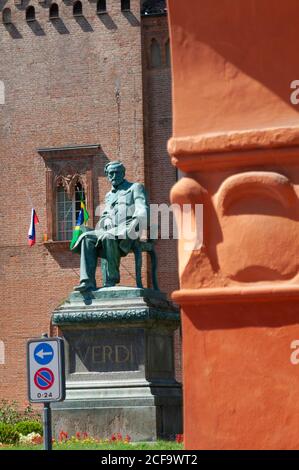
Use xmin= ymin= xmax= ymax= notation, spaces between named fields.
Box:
xmin=27 ymin=337 xmax=65 ymax=403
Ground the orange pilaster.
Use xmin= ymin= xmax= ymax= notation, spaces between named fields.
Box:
xmin=167 ymin=0 xmax=299 ymax=449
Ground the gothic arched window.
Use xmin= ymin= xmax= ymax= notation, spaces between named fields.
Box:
xmin=56 ymin=181 xmax=86 ymax=241
xmin=38 ymin=144 xmax=97 ymax=244
xmin=150 ymin=39 xmax=162 ymax=68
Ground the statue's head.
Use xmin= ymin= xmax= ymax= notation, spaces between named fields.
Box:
xmin=104 ymin=161 xmax=126 ymax=189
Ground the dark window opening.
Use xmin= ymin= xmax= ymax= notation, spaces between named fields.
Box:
xmin=97 ymin=0 xmax=107 ymax=14
xmin=141 ymin=0 xmax=166 ymax=16
xmin=2 ymin=8 xmax=11 ymax=25
xmin=49 ymin=3 xmax=59 ymax=19
xmin=150 ymin=39 xmax=162 ymax=68
xmin=121 ymin=0 xmax=130 ymax=11
xmin=74 ymin=182 xmax=86 ymax=224
xmin=26 ymin=6 xmax=35 ymax=22
xmin=73 ymin=1 xmax=83 ymax=17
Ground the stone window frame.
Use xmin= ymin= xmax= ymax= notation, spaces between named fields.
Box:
xmin=38 ymin=144 xmax=100 ymax=245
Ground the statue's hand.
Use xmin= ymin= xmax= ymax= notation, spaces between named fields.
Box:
xmin=101 ymin=231 xmax=114 ymax=240
xmin=139 ymin=229 xmax=147 ymax=242
xmin=103 ymin=218 xmax=113 ymax=230
xmin=128 ymin=218 xmax=138 ymax=232
xmin=128 ymin=218 xmax=147 ymax=241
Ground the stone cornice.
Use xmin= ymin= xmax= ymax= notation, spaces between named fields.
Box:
xmin=168 ymin=127 xmax=299 ymax=171
xmin=52 ymin=308 xmax=180 ymax=325
xmin=37 ymin=144 xmax=101 ymax=161
xmin=172 ymin=285 xmax=299 ymax=306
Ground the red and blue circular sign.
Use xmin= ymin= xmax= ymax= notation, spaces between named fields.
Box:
xmin=34 ymin=368 xmax=54 ymax=390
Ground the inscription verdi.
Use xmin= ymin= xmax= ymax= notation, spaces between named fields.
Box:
xmin=67 ymin=328 xmax=144 ymax=374
xmin=81 ymin=344 xmax=134 ymax=364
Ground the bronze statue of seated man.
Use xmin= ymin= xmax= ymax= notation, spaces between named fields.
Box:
xmin=71 ymin=161 xmax=148 ymax=292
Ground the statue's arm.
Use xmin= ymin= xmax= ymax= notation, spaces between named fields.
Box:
xmin=97 ymin=195 xmax=113 ymax=230
xmin=98 ymin=209 xmax=110 ymax=227
xmin=132 ymin=183 xmax=149 ymax=240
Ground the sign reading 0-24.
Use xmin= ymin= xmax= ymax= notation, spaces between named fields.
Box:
xmin=27 ymin=337 xmax=65 ymax=403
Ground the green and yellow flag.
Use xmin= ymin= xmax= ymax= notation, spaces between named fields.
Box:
xmin=70 ymin=201 xmax=89 ymax=250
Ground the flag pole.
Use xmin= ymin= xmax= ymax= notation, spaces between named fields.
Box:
xmin=25 ymin=188 xmax=34 ymax=209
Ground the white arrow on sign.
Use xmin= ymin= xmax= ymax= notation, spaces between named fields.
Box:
xmin=36 ymin=349 xmax=53 ymax=359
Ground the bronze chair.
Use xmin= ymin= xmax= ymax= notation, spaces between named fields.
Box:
xmin=132 ymin=239 xmax=159 ymax=290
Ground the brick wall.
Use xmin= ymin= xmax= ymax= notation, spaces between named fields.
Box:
xmin=0 ymin=0 xmax=145 ymax=403
xmin=0 ymin=2 xmax=180 ymax=404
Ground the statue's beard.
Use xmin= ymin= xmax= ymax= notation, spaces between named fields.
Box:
xmin=111 ymin=179 xmax=123 ymax=189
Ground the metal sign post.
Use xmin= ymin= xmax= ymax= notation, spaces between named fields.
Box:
xmin=27 ymin=335 xmax=65 ymax=451
xmin=43 ymin=402 xmax=52 ymax=451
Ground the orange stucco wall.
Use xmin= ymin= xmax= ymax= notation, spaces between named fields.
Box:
xmin=169 ymin=0 xmax=299 ymax=137
xmin=167 ymin=0 xmax=299 ymax=449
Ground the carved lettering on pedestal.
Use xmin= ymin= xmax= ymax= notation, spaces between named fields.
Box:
xmin=68 ymin=328 xmax=143 ymax=374
xmin=79 ymin=344 xmax=134 ymax=365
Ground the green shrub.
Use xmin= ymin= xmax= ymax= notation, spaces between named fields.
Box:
xmin=22 ymin=403 xmax=41 ymax=423
xmin=0 ymin=400 xmax=20 ymax=425
xmin=0 ymin=400 xmax=41 ymax=425
xmin=14 ymin=420 xmax=43 ymax=436
xmin=0 ymin=423 xmax=19 ymax=444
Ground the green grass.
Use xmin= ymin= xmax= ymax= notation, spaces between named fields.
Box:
xmin=1 ymin=440 xmax=183 ymax=451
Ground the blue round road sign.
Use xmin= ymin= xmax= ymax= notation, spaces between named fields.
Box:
xmin=34 ymin=343 xmax=54 ymax=365
xmin=34 ymin=368 xmax=54 ymax=390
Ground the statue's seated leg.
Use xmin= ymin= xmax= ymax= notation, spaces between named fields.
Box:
xmin=133 ymin=243 xmax=143 ymax=289
xmin=100 ymin=237 xmax=121 ymax=287
xmin=101 ymin=258 xmax=110 ymax=287
xmin=74 ymin=232 xmax=98 ymax=292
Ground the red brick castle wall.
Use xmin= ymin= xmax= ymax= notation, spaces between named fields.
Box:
xmin=0 ymin=0 xmax=180 ymax=403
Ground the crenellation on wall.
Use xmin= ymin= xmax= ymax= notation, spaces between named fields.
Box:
xmin=1 ymin=0 xmax=143 ymax=25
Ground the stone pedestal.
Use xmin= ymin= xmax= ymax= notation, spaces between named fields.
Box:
xmin=51 ymin=287 xmax=182 ymax=441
